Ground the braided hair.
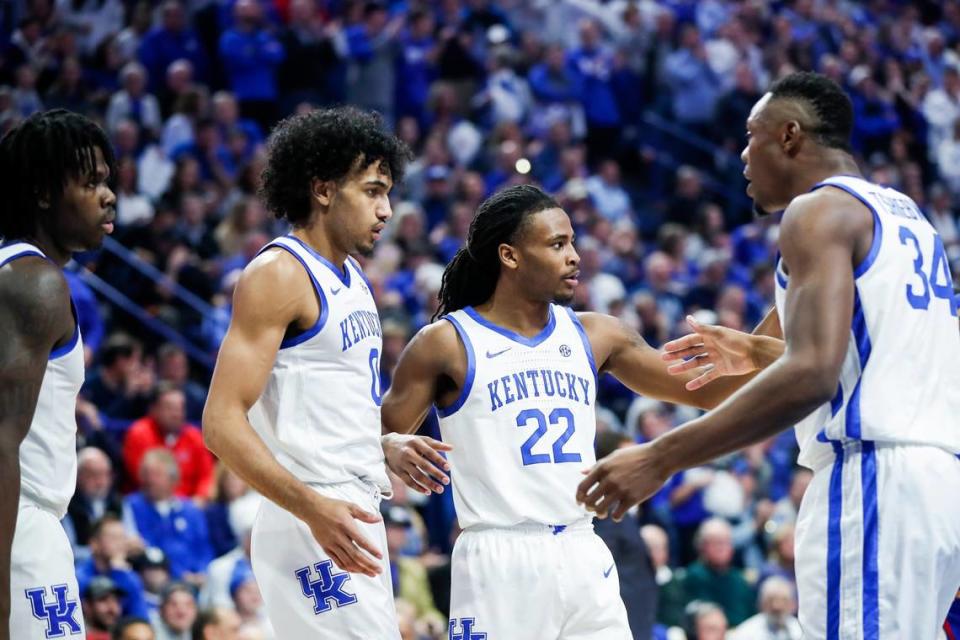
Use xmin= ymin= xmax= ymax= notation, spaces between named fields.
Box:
xmin=0 ymin=109 xmax=114 ymax=241
xmin=435 ymin=185 xmax=559 ymax=320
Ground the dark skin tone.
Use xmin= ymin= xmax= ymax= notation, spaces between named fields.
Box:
xmin=380 ymin=207 xmax=774 ymax=497
xmin=576 ymin=92 xmax=876 ymax=521
xmin=0 ymin=147 xmax=114 ymax=639
xmin=204 ymin=159 xmax=442 ymax=578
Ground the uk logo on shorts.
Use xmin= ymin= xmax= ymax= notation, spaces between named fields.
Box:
xmin=449 ymin=617 xmax=487 ymax=640
xmin=24 ymin=584 xmax=82 ymax=637
xmin=295 ymin=560 xmax=358 ymax=615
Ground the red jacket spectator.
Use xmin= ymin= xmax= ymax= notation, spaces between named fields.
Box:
xmin=123 ymin=383 xmax=214 ymax=498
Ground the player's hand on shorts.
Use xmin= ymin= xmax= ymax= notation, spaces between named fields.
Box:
xmin=306 ymin=496 xmax=384 ymax=577
xmin=381 ymin=433 xmax=452 ymax=495
xmin=576 ymin=443 xmax=669 ymax=522
xmin=661 ymin=315 xmax=758 ymax=389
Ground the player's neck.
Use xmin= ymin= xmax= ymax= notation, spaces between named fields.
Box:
xmin=474 ymin=288 xmax=551 ymax=338
xmin=24 ymin=228 xmax=71 ymax=266
xmin=290 ymin=225 xmax=348 ymax=271
xmin=791 ymin=151 xmax=862 ymax=198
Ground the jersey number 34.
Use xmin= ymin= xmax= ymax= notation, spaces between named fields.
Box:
xmin=899 ymin=226 xmax=958 ymax=317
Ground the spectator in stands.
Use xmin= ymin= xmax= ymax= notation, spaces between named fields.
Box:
xmin=228 ymin=564 xmax=272 ymax=638
xmin=151 ymin=582 xmax=198 ymax=640
xmin=769 ymin=467 xmax=812 ymax=528
xmin=686 ymin=601 xmax=729 ymax=640
xmin=125 ymin=449 xmax=214 ymax=583
xmin=201 ymin=487 xmax=259 ymax=608
xmin=106 ymin=62 xmax=162 ymax=137
xmin=191 ymin=607 xmax=241 ymax=640
xmin=84 ymin=576 xmax=125 ymax=640
xmin=156 ymin=343 xmax=207 ymax=423
xmin=586 ymin=158 xmax=633 ymax=222
xmin=113 ymin=616 xmax=156 ymax=640
xmin=345 ymin=1 xmax=403 ymax=127
xmin=131 ymin=547 xmax=172 ymax=613
xmin=66 ymin=447 xmax=125 ymax=552
xmin=138 ymin=0 xmax=209 ymax=94
xmin=123 ymin=383 xmax=215 ymax=499
xmin=218 ymin=0 xmax=285 ymax=130
xmin=276 ymin=0 xmax=344 ymax=112
xmin=384 ymin=504 xmax=443 ymax=625
xmin=567 ymin=18 xmax=620 ymax=164
xmin=681 ymin=518 xmax=756 ymax=627
xmin=664 ymin=24 xmax=723 ymax=134
xmin=757 ymin=522 xmax=797 ymax=592
xmin=729 ymin=576 xmax=802 ymax=640
xmin=77 ymin=515 xmax=150 ymax=619
xmin=82 ymin=333 xmax=155 ymax=434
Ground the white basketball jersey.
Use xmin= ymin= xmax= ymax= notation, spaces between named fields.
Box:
xmin=248 ymin=235 xmax=389 ymax=492
xmin=438 ymin=305 xmax=598 ymax=529
xmin=774 ymin=176 xmax=960 ymax=469
xmin=0 ymin=242 xmax=83 ymax=518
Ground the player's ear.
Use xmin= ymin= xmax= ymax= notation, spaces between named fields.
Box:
xmin=311 ymin=178 xmax=336 ymax=208
xmin=781 ymin=120 xmax=802 ymax=156
xmin=498 ymin=242 xmax=519 ymax=271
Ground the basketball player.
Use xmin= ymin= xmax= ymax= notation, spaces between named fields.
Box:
xmin=578 ymin=72 xmax=960 ymax=639
xmin=202 ymin=107 xmax=416 ymax=638
xmin=0 ymin=110 xmax=116 ymax=639
xmin=379 ymin=185 xmax=781 ymax=639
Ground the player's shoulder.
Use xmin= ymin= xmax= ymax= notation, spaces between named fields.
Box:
xmin=781 ymin=185 xmax=872 ymax=246
xmin=411 ymin=316 xmax=462 ymax=353
xmin=575 ymin=310 xmax=629 ymax=343
xmin=0 ymin=255 xmax=72 ymax=328
xmin=236 ymin=244 xmax=313 ymax=302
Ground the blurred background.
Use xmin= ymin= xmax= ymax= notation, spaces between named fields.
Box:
xmin=3 ymin=0 xmax=957 ymax=638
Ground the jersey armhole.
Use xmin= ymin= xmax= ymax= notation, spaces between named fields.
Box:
xmin=261 ymin=244 xmax=329 ymax=349
xmin=436 ymin=314 xmax=475 ymax=418
xmin=564 ymin=307 xmax=598 ymax=389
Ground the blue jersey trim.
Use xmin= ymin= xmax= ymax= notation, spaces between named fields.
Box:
xmin=861 ymin=441 xmax=880 ymax=639
xmin=564 ymin=307 xmax=598 ymax=390
xmin=0 ymin=248 xmax=45 ymax=268
xmin=829 ymin=382 xmax=843 ymax=418
xmin=285 ymin=234 xmax=352 ymax=287
xmin=844 ymin=288 xmax=872 ymax=439
xmin=437 ymin=314 xmax=475 ymax=418
xmin=810 ymin=181 xmax=883 ymax=278
xmin=261 ymin=244 xmax=329 ymax=349
xmin=462 ymin=305 xmax=557 ymax=348
xmin=826 ymin=441 xmax=844 ymax=640
xmin=346 ymin=256 xmax=375 ymax=297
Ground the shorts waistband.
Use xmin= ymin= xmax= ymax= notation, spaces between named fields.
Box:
xmin=805 ymin=440 xmax=960 ymax=473
xmin=464 ymin=519 xmax=594 ymax=537
xmin=307 ymin=478 xmax=388 ymax=503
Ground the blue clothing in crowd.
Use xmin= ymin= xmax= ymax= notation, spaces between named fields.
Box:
xmin=125 ymin=492 xmax=214 ymax=579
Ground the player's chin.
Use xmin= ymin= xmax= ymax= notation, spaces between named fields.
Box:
xmin=553 ymin=289 xmax=575 ymax=305
xmin=356 ymin=240 xmax=376 ymax=258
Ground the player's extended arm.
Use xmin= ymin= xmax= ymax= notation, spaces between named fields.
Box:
xmin=202 ymin=251 xmax=383 ymax=577
xmin=380 ymin=322 xmax=455 ymax=495
xmin=580 ymin=313 xmax=763 ymax=411
xmin=578 ymin=190 xmax=866 ymax=519
xmin=0 ymin=263 xmax=74 ymax=640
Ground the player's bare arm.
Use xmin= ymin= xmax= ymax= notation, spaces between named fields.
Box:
xmin=380 ymin=321 xmax=458 ymax=495
xmin=203 ymin=248 xmax=384 ymax=577
xmin=577 ymin=312 xmax=763 ymax=410
xmin=0 ymin=260 xmax=74 ymax=640
xmin=577 ymin=188 xmax=872 ymax=520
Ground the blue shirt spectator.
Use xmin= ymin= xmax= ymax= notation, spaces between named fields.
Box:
xmin=75 ymin=515 xmax=150 ymax=619
xmin=138 ymin=1 xmax=209 ymax=93
xmin=219 ymin=1 xmax=285 ymax=103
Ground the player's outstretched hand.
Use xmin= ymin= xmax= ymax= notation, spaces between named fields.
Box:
xmin=576 ymin=443 xmax=670 ymax=522
xmin=661 ymin=315 xmax=758 ymax=389
xmin=305 ymin=496 xmax=384 ymax=577
xmin=382 ymin=433 xmax=452 ymax=495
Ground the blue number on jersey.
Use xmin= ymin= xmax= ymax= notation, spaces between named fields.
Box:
xmin=899 ymin=226 xmax=958 ymax=316
xmin=368 ymin=347 xmax=383 ymax=406
xmin=516 ymin=407 xmax=582 ymax=465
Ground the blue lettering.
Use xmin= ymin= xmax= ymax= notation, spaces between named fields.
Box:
xmin=541 ymin=370 xmax=556 ymax=396
xmin=350 ymin=316 xmax=360 ymax=344
xmin=488 ymin=380 xmax=503 ymax=411
xmin=295 ymin=560 xmax=358 ymax=614
xmin=565 ymin=373 xmax=579 ymax=402
xmin=501 ymin=376 xmax=515 ymax=404
xmin=579 ymin=378 xmax=591 ymax=405
xmin=525 ymin=370 xmax=541 ymax=396
xmin=340 ymin=319 xmax=352 ymax=351
xmin=512 ymin=373 xmax=528 ymax=401
xmin=554 ymin=371 xmax=566 ymax=398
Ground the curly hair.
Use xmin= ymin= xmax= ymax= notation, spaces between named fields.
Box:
xmin=768 ymin=71 xmax=854 ymax=152
xmin=435 ymin=185 xmax=559 ymax=320
xmin=0 ymin=109 xmax=115 ymax=241
xmin=259 ymin=107 xmax=412 ymax=226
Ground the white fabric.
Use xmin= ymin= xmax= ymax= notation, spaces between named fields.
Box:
xmin=250 ymin=481 xmax=399 ymax=639
xmin=248 ymin=236 xmax=389 ymax=492
xmin=449 ymin=523 xmax=632 ymax=639
xmin=794 ymin=443 xmax=960 ymax=639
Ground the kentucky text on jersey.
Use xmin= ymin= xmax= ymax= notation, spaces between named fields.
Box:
xmin=487 ymin=369 xmax=592 ymax=412
xmin=340 ymin=310 xmax=382 ymax=352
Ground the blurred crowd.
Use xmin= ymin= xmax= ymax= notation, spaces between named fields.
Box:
xmin=3 ymin=0 xmax=960 ymax=638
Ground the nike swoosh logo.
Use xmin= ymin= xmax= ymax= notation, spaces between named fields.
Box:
xmin=486 ymin=347 xmax=512 ymax=358
xmin=330 ymin=287 xmax=342 ymax=295
xmin=603 ymin=563 xmax=614 ymax=578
